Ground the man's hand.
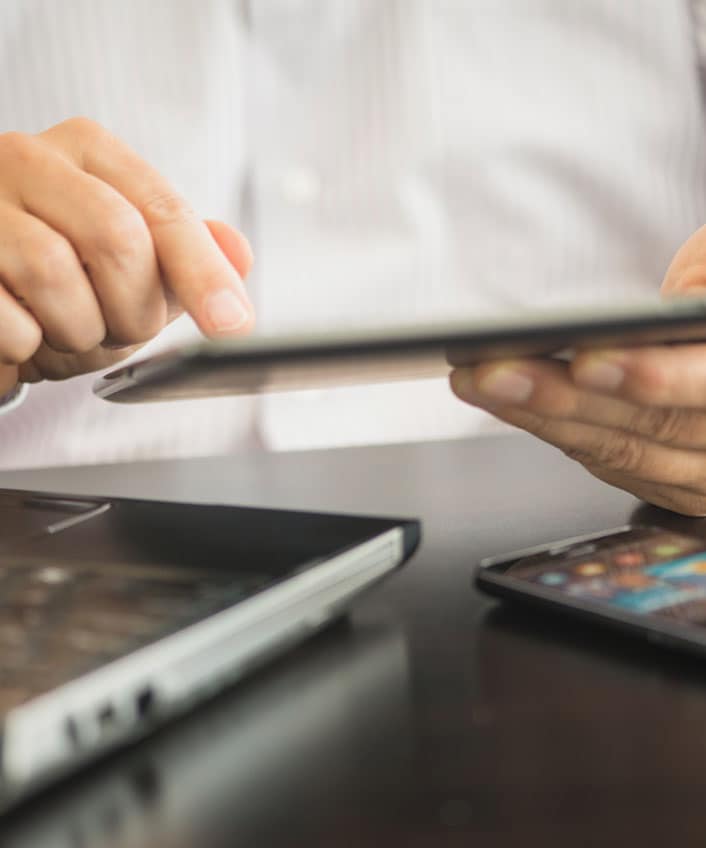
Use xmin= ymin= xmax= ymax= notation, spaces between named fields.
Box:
xmin=450 ymin=225 xmax=706 ymax=517
xmin=0 ymin=118 xmax=255 ymax=398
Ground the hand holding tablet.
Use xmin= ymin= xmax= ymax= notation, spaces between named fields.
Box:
xmin=0 ymin=119 xmax=254 ymax=399
xmin=7 ymin=117 xmax=706 ymax=517
xmin=451 ymin=224 xmax=706 ymax=516
xmin=94 ymin=296 xmax=706 ymax=402
xmin=94 ymin=222 xmax=706 ymax=516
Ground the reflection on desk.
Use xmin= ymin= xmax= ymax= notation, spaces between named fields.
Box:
xmin=3 ymin=614 xmax=409 ymax=848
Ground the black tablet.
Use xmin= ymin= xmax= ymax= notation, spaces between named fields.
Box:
xmin=93 ymin=297 xmax=706 ymax=403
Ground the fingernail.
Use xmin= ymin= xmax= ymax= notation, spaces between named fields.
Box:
xmin=477 ymin=369 xmax=534 ymax=404
xmin=575 ymin=359 xmax=625 ymax=392
xmin=204 ymin=289 xmax=251 ymax=333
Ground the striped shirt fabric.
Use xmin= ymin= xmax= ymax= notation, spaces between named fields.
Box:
xmin=693 ymin=0 xmax=706 ymax=85
xmin=0 ymin=1 xmax=705 ymax=467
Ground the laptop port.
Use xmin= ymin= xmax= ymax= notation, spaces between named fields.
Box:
xmin=97 ymin=704 xmax=117 ymax=735
xmin=65 ymin=717 xmax=80 ymax=750
xmin=135 ymin=687 xmax=155 ymax=720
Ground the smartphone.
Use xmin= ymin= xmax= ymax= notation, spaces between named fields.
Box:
xmin=93 ymin=297 xmax=706 ymax=403
xmin=475 ymin=525 xmax=706 ymax=656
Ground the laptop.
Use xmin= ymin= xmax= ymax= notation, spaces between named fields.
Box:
xmin=0 ymin=489 xmax=420 ymax=811
xmin=1 ymin=595 xmax=408 ymax=845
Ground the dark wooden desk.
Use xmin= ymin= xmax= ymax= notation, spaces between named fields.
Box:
xmin=1 ymin=433 xmax=704 ymax=847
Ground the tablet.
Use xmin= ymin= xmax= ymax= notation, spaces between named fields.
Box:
xmin=93 ymin=297 xmax=706 ymax=403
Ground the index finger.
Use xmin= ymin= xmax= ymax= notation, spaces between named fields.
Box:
xmin=43 ymin=119 xmax=254 ymax=337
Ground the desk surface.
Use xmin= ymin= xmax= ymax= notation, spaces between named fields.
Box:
xmin=1 ymin=433 xmax=705 ymax=847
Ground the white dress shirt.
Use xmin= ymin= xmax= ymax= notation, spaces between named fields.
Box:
xmin=0 ymin=0 xmax=705 ymax=468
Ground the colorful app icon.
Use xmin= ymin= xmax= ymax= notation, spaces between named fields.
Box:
xmin=653 ymin=544 xmax=684 ymax=558
xmin=575 ymin=562 xmax=606 ymax=577
xmin=614 ymin=572 xmax=654 ymax=590
xmin=567 ymin=577 xmax=615 ymax=599
xmin=614 ymin=551 xmax=645 ymax=568
xmin=538 ymin=572 xmax=567 ymax=587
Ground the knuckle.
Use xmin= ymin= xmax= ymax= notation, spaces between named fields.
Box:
xmin=92 ymin=206 xmax=150 ymax=269
xmin=524 ymin=416 xmax=556 ymax=443
xmin=2 ymin=321 xmax=42 ymax=365
xmin=140 ymin=191 xmax=195 ymax=227
xmin=60 ymin=116 xmax=106 ymax=142
xmin=628 ymin=406 xmax=685 ymax=443
xmin=62 ymin=322 xmax=105 ymax=355
xmin=126 ymin=314 xmax=166 ymax=345
xmin=565 ymin=433 xmax=644 ymax=474
xmin=21 ymin=235 xmax=77 ymax=287
xmin=595 ymin=433 xmax=645 ymax=473
xmin=0 ymin=131 xmax=41 ymax=165
xmin=562 ymin=445 xmax=594 ymax=467
xmin=514 ymin=410 xmax=564 ymax=444
xmin=107 ymin=299 xmax=167 ymax=346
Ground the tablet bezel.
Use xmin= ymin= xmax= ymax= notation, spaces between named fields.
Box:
xmin=94 ymin=297 xmax=706 ymax=403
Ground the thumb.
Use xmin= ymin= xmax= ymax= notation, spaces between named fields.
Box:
xmin=205 ymin=220 xmax=255 ymax=281
xmin=662 ymin=224 xmax=706 ymax=296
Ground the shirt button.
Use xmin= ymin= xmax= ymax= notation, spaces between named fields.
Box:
xmin=280 ymin=166 xmax=322 ymax=205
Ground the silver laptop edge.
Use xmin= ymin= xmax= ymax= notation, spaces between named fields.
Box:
xmin=1 ymin=526 xmax=404 ymax=803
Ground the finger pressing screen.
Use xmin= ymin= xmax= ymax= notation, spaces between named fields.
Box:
xmin=43 ymin=119 xmax=255 ymax=339
xmin=205 ymin=220 xmax=254 ymax=281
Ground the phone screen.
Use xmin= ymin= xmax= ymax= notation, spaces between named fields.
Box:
xmin=501 ymin=527 xmax=706 ymax=626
